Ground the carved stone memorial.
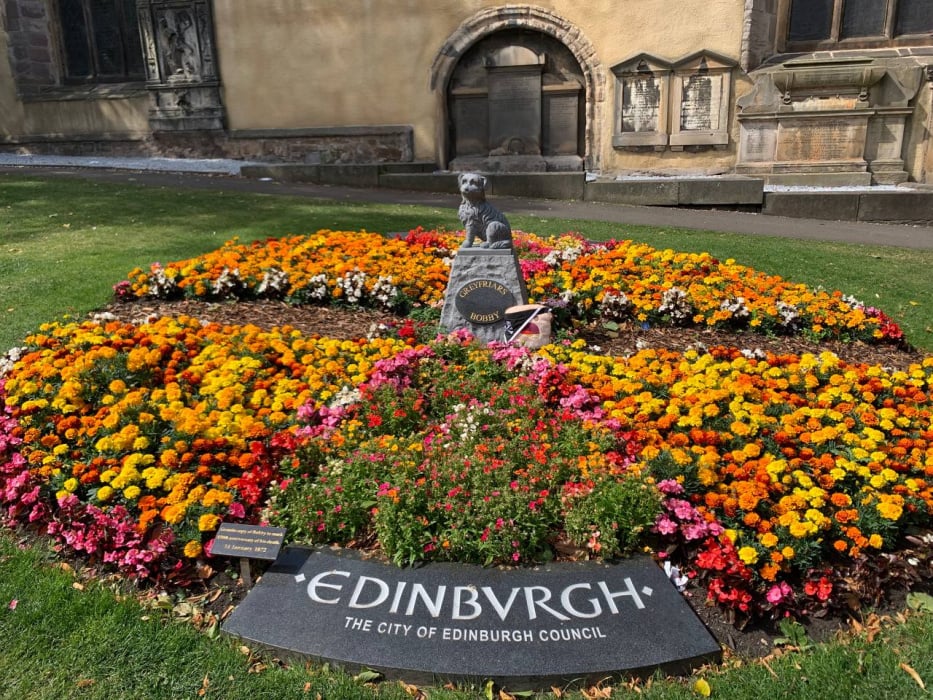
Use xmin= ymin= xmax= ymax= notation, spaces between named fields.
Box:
xmin=223 ymin=547 xmax=722 ymax=690
xmin=611 ymin=54 xmax=671 ymax=149
xmin=440 ymin=173 xmax=527 ymax=343
xmin=137 ymin=0 xmax=226 ymax=132
xmin=446 ymin=31 xmax=585 ymax=172
xmin=737 ymin=57 xmax=922 ymax=185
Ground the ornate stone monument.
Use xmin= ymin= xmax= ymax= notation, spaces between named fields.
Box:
xmin=136 ymin=0 xmax=226 ymax=132
xmin=736 ymin=57 xmax=923 ymax=185
xmin=447 ymin=31 xmax=586 ymax=173
xmin=440 ymin=174 xmax=528 ymax=344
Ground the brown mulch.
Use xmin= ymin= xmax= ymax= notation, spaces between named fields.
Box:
xmin=98 ymin=298 xmax=927 ymax=371
xmin=89 ymin=299 xmax=929 ymax=661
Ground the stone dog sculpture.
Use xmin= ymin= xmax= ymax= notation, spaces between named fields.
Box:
xmin=457 ymin=172 xmax=513 ymax=250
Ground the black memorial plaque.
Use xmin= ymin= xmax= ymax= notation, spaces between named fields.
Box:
xmin=454 ymin=279 xmax=516 ymax=325
xmin=223 ymin=548 xmax=721 ymax=689
xmin=211 ymin=523 xmax=286 ymax=561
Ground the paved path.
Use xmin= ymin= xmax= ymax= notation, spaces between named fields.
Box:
xmin=3 ymin=163 xmax=933 ymax=250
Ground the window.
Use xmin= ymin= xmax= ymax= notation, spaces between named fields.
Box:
xmin=786 ymin=0 xmax=933 ymax=49
xmin=58 ymin=0 xmax=145 ymax=83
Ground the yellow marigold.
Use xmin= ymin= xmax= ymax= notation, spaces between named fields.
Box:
xmin=760 ymin=532 xmax=779 ymax=548
xmin=63 ymin=478 xmax=79 ymax=493
xmin=123 ymin=485 xmax=141 ymax=501
xmin=183 ymin=540 xmax=203 ymax=558
xmin=161 ymin=503 xmax=186 ymax=525
xmin=201 ymin=488 xmax=233 ymax=508
xmin=96 ymin=485 xmax=114 ymax=502
xmin=198 ymin=513 xmax=221 ymax=532
xmin=738 ymin=546 xmax=759 ymax=565
xmin=868 ymin=533 xmax=883 ymax=549
xmin=876 ymin=500 xmax=903 ymax=521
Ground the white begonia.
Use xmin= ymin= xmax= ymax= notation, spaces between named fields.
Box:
xmin=305 ymin=273 xmax=330 ymax=302
xmin=337 ymin=270 xmax=367 ymax=304
xmin=659 ymin=286 xmax=694 ymax=324
xmin=370 ymin=275 xmax=400 ymax=310
xmin=257 ymin=266 xmax=290 ymax=297
xmin=0 ymin=347 xmax=26 ymax=378
xmin=147 ymin=263 xmax=177 ymax=298
xmin=776 ymin=301 xmax=801 ymax=328
xmin=601 ymin=290 xmax=632 ymax=320
xmin=720 ymin=296 xmax=750 ymax=322
xmin=211 ymin=267 xmax=242 ymax=298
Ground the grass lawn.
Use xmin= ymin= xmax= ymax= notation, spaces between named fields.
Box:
xmin=0 ymin=173 xmax=931 ymax=698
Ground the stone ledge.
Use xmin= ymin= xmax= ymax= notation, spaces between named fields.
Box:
xmin=763 ymin=192 xmax=861 ymax=221
xmin=858 ymin=192 xmax=933 ymax=223
xmin=586 ymin=177 xmax=763 ymax=206
xmin=229 ymin=125 xmax=414 ymax=140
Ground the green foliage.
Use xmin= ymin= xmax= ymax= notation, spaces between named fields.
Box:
xmin=564 ymin=476 xmax=662 ymax=558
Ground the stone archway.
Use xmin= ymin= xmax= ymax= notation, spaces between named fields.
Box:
xmin=430 ymin=6 xmax=605 ymax=171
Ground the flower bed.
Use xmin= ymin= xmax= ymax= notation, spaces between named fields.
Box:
xmin=1 ymin=229 xmax=930 ymax=623
xmin=117 ymin=229 xmax=904 ymax=345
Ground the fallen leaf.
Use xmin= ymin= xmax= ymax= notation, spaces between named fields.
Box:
xmin=694 ymin=677 xmax=711 ymax=697
xmin=354 ymin=669 xmax=382 ymax=684
xmin=550 ymin=687 xmax=564 ymax=698
xmin=248 ymin=661 xmax=267 ymax=674
xmin=72 ymin=582 xmax=84 ymax=591
xmin=7 ymin=599 xmax=16 ymax=611
xmin=75 ymin=679 xmax=96 ymax=688
xmin=197 ymin=674 xmax=210 ymax=697
xmin=901 ymin=663 xmax=925 ymax=689
xmin=907 ymin=592 xmax=933 ymax=613
xmin=399 ymin=681 xmax=425 ymax=698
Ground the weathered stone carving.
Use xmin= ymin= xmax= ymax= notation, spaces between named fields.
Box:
xmin=137 ymin=0 xmax=225 ymax=131
xmin=158 ymin=9 xmax=199 ymax=79
xmin=736 ymin=57 xmax=923 ymax=185
xmin=457 ymin=173 xmax=512 ymax=250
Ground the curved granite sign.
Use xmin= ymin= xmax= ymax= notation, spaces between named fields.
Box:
xmin=223 ymin=548 xmax=720 ymax=689
xmin=454 ymin=278 xmax=516 ymax=325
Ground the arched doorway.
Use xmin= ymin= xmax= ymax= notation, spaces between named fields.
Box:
xmin=446 ymin=29 xmax=585 ymax=172
xmin=430 ymin=6 xmax=604 ymax=172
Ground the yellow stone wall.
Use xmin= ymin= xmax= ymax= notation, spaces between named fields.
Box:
xmin=212 ymin=0 xmax=747 ymax=172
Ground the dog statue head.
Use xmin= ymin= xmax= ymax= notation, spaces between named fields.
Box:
xmin=458 ymin=172 xmax=488 ymax=204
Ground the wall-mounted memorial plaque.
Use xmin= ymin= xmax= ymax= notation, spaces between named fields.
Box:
xmin=669 ymin=52 xmax=735 ymax=149
xmin=611 ymin=54 xmax=671 ymax=149
xmin=487 ymin=67 xmax=543 ymax=155
xmin=543 ymin=83 xmax=582 ymax=156
xmin=452 ymin=87 xmax=489 ymax=157
xmin=223 ymin=547 xmax=721 ymax=690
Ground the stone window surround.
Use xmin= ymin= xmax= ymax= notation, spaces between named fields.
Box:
xmin=611 ymin=51 xmax=736 ymax=152
xmin=775 ymin=0 xmax=933 ymax=52
xmin=429 ymin=5 xmax=604 ymax=171
xmin=5 ymin=0 xmax=146 ymax=100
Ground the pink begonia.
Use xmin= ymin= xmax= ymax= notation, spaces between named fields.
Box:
xmin=657 ymin=479 xmax=684 ymax=495
xmin=654 ymin=515 xmax=679 ymax=535
xmin=766 ymin=582 xmax=793 ymax=605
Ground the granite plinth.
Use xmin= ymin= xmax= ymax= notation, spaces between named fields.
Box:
xmin=223 ymin=547 xmax=721 ymax=690
xmin=440 ymin=248 xmax=529 ymax=344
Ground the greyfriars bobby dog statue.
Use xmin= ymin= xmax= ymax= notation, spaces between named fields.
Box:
xmin=457 ymin=173 xmax=513 ymax=250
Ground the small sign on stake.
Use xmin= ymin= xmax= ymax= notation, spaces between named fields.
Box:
xmin=211 ymin=523 xmax=286 ymax=588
